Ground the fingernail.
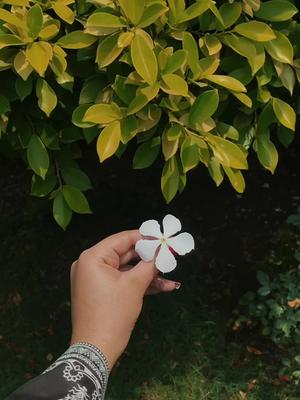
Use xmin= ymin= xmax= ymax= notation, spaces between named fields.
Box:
xmin=174 ymin=282 xmax=181 ymax=290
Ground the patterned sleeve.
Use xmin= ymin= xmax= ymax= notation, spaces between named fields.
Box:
xmin=6 ymin=342 xmax=110 ymax=400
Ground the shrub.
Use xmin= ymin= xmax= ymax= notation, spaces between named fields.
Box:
xmin=0 ymin=0 xmax=299 ymax=228
xmin=235 ymin=212 xmax=300 ymax=383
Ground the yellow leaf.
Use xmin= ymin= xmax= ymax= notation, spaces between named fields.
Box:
xmin=26 ymin=41 xmax=53 ymax=77
xmin=161 ymin=74 xmax=188 ymax=96
xmin=14 ymin=50 xmax=33 ymax=80
xmin=39 ymin=20 xmax=61 ymax=41
xmin=223 ymin=166 xmax=246 ymax=193
xmin=235 ymin=21 xmax=276 ymax=42
xmin=96 ymin=34 xmax=123 ymax=68
xmin=83 ymin=103 xmax=122 ymax=124
xmin=36 ymin=78 xmax=57 ymax=117
xmin=232 ymin=92 xmax=252 ymax=108
xmin=131 ymin=29 xmax=158 ymax=85
xmin=206 ymin=74 xmax=247 ymax=92
xmin=0 ymin=9 xmax=25 ymax=29
xmin=272 ymin=97 xmax=296 ymax=131
xmin=97 ymin=120 xmax=121 ymax=162
xmin=52 ymin=2 xmax=74 ymax=24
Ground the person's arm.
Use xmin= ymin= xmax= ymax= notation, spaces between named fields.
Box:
xmin=6 ymin=230 xmax=180 ymax=399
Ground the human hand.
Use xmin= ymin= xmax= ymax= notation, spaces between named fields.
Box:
xmin=70 ymin=230 xmax=181 ymax=370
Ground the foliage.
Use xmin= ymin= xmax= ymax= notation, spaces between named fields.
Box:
xmin=0 ymin=0 xmax=299 ymax=228
xmin=240 ymin=269 xmax=300 ymax=346
xmin=235 ymin=213 xmax=300 ymax=383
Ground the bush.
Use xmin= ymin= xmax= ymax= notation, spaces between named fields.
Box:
xmin=0 ymin=0 xmax=299 ymax=228
xmin=240 ymin=269 xmax=300 ymax=346
xmin=235 ymin=212 xmax=300 ymax=383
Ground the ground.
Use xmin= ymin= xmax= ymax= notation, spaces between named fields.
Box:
xmin=1 ymin=138 xmax=300 ymax=399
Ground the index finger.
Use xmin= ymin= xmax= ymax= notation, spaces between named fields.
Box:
xmin=89 ymin=230 xmax=141 ymax=258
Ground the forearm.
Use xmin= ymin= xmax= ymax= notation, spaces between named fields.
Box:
xmin=6 ymin=343 xmax=110 ymax=400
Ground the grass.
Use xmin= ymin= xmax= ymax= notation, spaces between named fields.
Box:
xmin=1 ymin=158 xmax=300 ymax=399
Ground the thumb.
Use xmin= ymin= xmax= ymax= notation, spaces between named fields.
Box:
xmin=128 ymin=259 xmax=158 ymax=293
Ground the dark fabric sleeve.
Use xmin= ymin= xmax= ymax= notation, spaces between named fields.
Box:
xmin=5 ymin=342 xmax=110 ymax=400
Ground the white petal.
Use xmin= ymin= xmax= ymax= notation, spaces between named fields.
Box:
xmin=162 ymin=214 xmax=182 ymax=238
xmin=139 ymin=219 xmax=162 ymax=238
xmin=167 ymin=233 xmax=195 ymax=255
xmin=155 ymin=242 xmax=177 ymax=273
xmin=135 ymin=239 xmax=161 ymax=262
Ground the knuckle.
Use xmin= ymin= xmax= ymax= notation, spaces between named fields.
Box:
xmin=78 ymin=249 xmax=90 ymax=264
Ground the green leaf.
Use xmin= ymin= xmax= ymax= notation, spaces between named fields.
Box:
xmin=161 ymin=156 xmax=179 ymax=203
xmin=168 ymin=0 xmax=185 ymax=25
xmin=27 ymin=134 xmax=49 ymax=179
xmin=58 ymin=31 xmax=98 ymax=49
xmin=31 ymin=173 xmax=57 ymax=197
xmin=179 ymin=0 xmax=211 ymax=23
xmin=272 ymin=98 xmax=296 ymax=131
xmin=161 ymin=74 xmax=188 ymax=96
xmin=118 ymin=0 xmax=145 ymax=25
xmin=207 ymin=135 xmax=248 ymax=170
xmin=258 ymin=286 xmax=271 ymax=296
xmin=72 ymin=104 xmax=96 ymax=129
xmin=256 ymin=131 xmax=278 ymax=174
xmin=276 ymin=63 xmax=295 ymax=96
xmin=222 ymin=34 xmax=265 ymax=75
xmin=254 ymin=0 xmax=298 ymax=21
xmin=264 ymin=31 xmax=294 ymax=64
xmin=277 ymin=126 xmax=294 ymax=149
xmin=189 ymin=89 xmax=219 ymax=126
xmin=218 ymin=3 xmax=242 ymax=29
xmin=133 ymin=137 xmax=161 ymax=169
xmin=113 ymin=75 xmax=136 ymax=105
xmin=182 ymin=32 xmax=201 ymax=77
xmin=36 ymin=78 xmax=57 ymax=117
xmin=0 ymin=95 xmax=10 ymax=114
xmin=208 ymin=159 xmax=224 ymax=186
xmin=217 ymin=122 xmax=239 ymax=140
xmin=138 ymin=2 xmax=168 ymax=28
xmin=234 ymin=22 xmax=276 ymax=42
xmin=83 ymin=103 xmax=122 ymax=124
xmin=26 ymin=4 xmax=43 ymax=38
xmin=223 ymin=166 xmax=245 ymax=193
xmin=131 ymin=29 xmax=158 ymax=85
xmin=163 ymin=50 xmax=187 ymax=74
xmin=120 ymin=115 xmax=138 ymax=144
xmin=15 ymin=75 xmax=32 ymax=101
xmin=205 ymin=74 xmax=247 ymax=92
xmin=180 ymin=136 xmax=199 ymax=173
xmin=79 ymin=76 xmax=106 ymax=105
xmin=0 ymin=34 xmax=23 ymax=50
xmin=83 ymin=126 xmax=99 ymax=144
xmin=257 ymin=270 xmax=270 ymax=286
xmin=62 ymin=185 xmax=91 ymax=214
xmin=162 ymin=129 xmax=179 ymax=161
xmin=97 ymin=120 xmax=121 ymax=162
xmin=61 ymin=166 xmax=92 ymax=191
xmin=53 ymin=192 xmax=72 ymax=230
xmin=96 ymin=34 xmax=123 ymax=68
xmin=86 ymin=12 xmax=126 ymax=28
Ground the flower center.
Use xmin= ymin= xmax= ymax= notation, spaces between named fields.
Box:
xmin=160 ymin=236 xmax=167 ymax=244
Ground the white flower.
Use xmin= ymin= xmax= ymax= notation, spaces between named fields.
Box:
xmin=135 ymin=214 xmax=195 ymax=273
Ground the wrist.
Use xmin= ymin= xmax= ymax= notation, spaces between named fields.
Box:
xmin=70 ymin=334 xmax=118 ymax=370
